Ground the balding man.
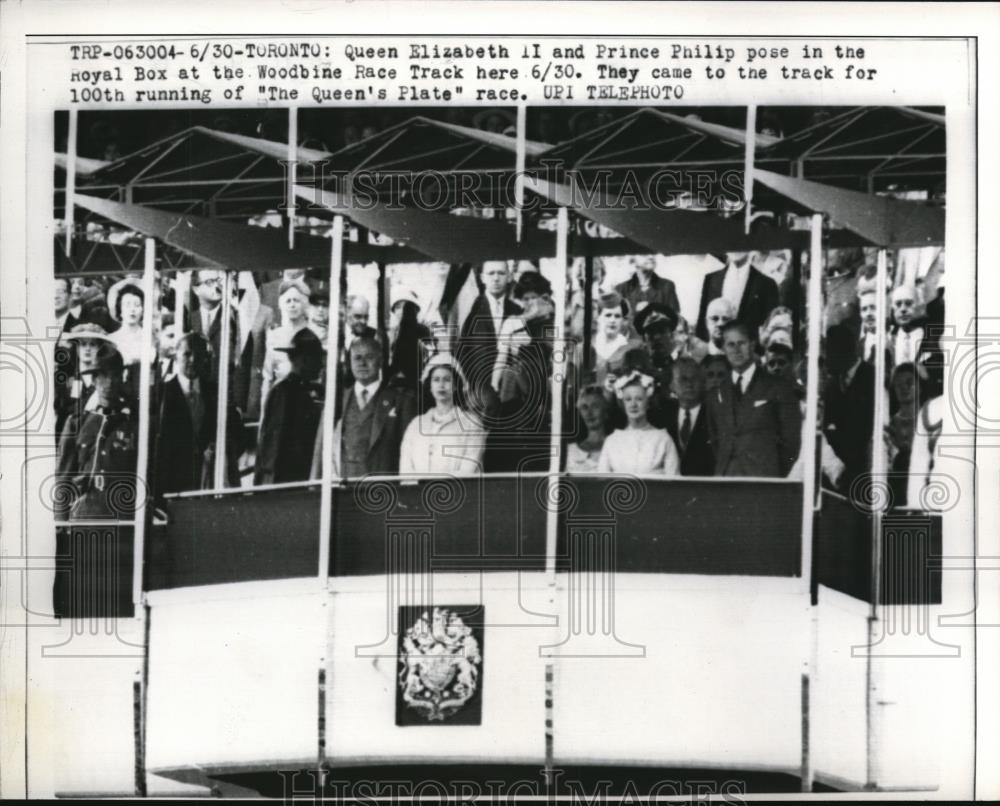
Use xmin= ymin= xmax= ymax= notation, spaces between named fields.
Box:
xmin=889 ymin=285 xmax=925 ymax=367
xmin=704 ymin=297 xmax=736 ymax=355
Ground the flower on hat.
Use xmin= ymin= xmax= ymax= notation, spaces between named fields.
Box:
xmin=613 ymin=370 xmax=655 ymax=400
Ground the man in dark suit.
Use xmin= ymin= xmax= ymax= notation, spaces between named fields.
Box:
xmin=254 ymin=329 xmax=325 ymax=485
xmin=823 ymin=324 xmax=878 ymax=493
xmin=615 ymin=254 xmax=680 ymax=321
xmin=706 ymin=320 xmax=801 ymax=477
xmin=189 ymin=269 xmax=239 ymax=388
xmin=155 ymin=333 xmax=240 ymax=495
xmin=664 ymin=356 xmax=714 ymax=476
xmin=696 ymin=252 xmax=780 ymax=343
xmin=456 ymin=261 xmax=522 ymax=393
xmin=334 ymin=334 xmax=417 ymax=478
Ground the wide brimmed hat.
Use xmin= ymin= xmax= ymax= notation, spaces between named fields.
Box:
xmin=390 ymin=288 xmax=421 ymax=313
xmin=79 ymin=343 xmax=124 ymax=376
xmin=274 ymin=328 xmax=325 ymax=356
xmin=62 ymin=323 xmax=114 ymax=343
xmin=107 ymin=278 xmax=144 ymax=321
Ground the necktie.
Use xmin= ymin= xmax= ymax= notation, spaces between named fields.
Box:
xmin=359 ymin=388 xmax=369 ymax=409
xmin=734 ymin=375 xmax=743 ymax=400
xmin=679 ymin=408 xmax=692 ymax=451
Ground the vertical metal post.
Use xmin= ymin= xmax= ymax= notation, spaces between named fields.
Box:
xmin=132 ymin=238 xmax=156 ymax=606
xmin=545 ymin=207 xmax=569 ymax=578
xmin=515 ymin=103 xmax=527 ymax=243
xmin=213 ymin=271 xmax=233 ymax=489
xmin=288 ymin=106 xmax=298 ymax=249
xmin=582 ymin=252 xmax=595 ymax=371
xmin=174 ymin=270 xmax=189 ymax=336
xmin=865 ymin=247 xmax=890 ymax=789
xmin=318 ymin=216 xmax=343 ymax=581
xmin=743 ymin=105 xmax=757 ymax=235
xmin=799 ymin=213 xmax=824 ymax=792
xmin=64 ymin=109 xmax=78 ymax=256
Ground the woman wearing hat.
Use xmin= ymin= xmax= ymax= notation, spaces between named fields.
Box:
xmin=597 ymin=371 xmax=679 ymax=476
xmin=398 ymin=353 xmax=487 ymax=475
xmin=107 ymin=277 xmax=146 ymax=366
xmin=387 ymin=289 xmax=432 ymax=392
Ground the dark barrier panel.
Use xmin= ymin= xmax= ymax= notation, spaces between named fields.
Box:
xmin=53 ymin=524 xmax=134 ymax=618
xmin=556 ymin=477 xmax=803 ymax=577
xmin=814 ymin=492 xmax=942 ymax=605
xmin=147 ymin=486 xmax=321 ymax=590
xmin=331 ymin=476 xmax=549 ymax=577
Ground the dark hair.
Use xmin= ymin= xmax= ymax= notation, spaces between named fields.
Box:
xmin=420 ymin=362 xmax=468 ymax=413
xmin=115 ymin=285 xmax=144 ymax=321
xmin=177 ymin=332 xmax=210 ymax=357
xmin=824 ymin=323 xmax=856 ymax=357
xmin=701 ymin=353 xmax=729 ymax=371
xmin=719 ymin=319 xmax=753 ymax=341
xmin=513 ymin=271 xmax=552 ymax=300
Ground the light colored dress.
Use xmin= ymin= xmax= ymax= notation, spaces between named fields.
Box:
xmin=111 ymin=326 xmax=145 ymax=366
xmin=398 ymin=407 xmax=487 ymax=475
xmin=597 ymin=426 xmax=680 ymax=476
xmin=565 ymin=442 xmax=602 ymax=473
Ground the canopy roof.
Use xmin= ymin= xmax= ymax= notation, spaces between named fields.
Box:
xmin=73 ymin=193 xmax=426 ymax=270
xmin=67 ymin=126 xmax=324 ymax=220
xmin=318 ymin=115 xmax=548 ymax=174
xmin=765 ymin=106 xmax=945 ymax=191
xmin=536 ymin=108 xmax=777 ymax=172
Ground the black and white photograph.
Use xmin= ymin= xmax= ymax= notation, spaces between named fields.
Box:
xmin=0 ymin=4 xmax=997 ymax=802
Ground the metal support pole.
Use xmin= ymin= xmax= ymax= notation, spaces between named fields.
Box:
xmin=865 ymin=246 xmax=890 ymax=790
xmin=515 ymin=103 xmax=527 ymax=242
xmin=798 ymin=213 xmax=824 ymax=792
xmin=743 ymin=105 xmax=757 ymax=235
xmin=318 ymin=216 xmax=343 ymax=581
xmin=545 ymin=207 xmax=569 ymax=578
xmin=132 ymin=238 xmax=156 ymax=606
xmin=582 ymin=251 xmax=594 ymax=372
xmin=174 ymin=271 xmax=189 ymax=336
xmin=288 ymin=107 xmax=298 ymax=250
xmin=213 ymin=271 xmax=233 ymax=490
xmin=64 ymin=109 xmax=78 ymax=256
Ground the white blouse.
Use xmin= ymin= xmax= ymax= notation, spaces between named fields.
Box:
xmin=398 ymin=407 xmax=487 ymax=475
xmin=111 ymin=326 xmax=145 ymax=366
xmin=565 ymin=442 xmax=602 ymax=473
xmin=597 ymin=426 xmax=680 ymax=476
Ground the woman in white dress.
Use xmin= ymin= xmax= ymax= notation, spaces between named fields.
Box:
xmin=597 ymin=371 xmax=680 ymax=476
xmin=399 ymin=353 xmax=487 ymax=475
xmin=564 ymin=385 xmax=612 ymax=473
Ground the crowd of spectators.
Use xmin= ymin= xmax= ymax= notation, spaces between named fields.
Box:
xmin=53 ymin=246 xmax=946 ymax=519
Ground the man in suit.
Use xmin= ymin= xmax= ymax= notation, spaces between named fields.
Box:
xmin=189 ymin=269 xmax=239 ymax=388
xmin=254 ymin=329 xmax=325 ymax=485
xmin=696 ymin=252 xmax=780 ymax=343
xmin=615 ymin=254 xmax=680 ymax=321
xmin=703 ymin=297 xmax=736 ymax=356
xmin=706 ymin=320 xmax=801 ymax=477
xmin=155 ymin=333 xmax=240 ymax=495
xmin=664 ymin=356 xmax=714 ymax=476
xmin=823 ymin=324 xmax=879 ymax=493
xmin=333 ymin=334 xmax=417 ymax=478
xmin=888 ymin=284 xmax=925 ymax=368
xmin=456 ymin=261 xmax=522 ymax=393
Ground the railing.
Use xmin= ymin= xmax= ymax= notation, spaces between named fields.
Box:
xmin=53 ymin=478 xmax=943 ymax=615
